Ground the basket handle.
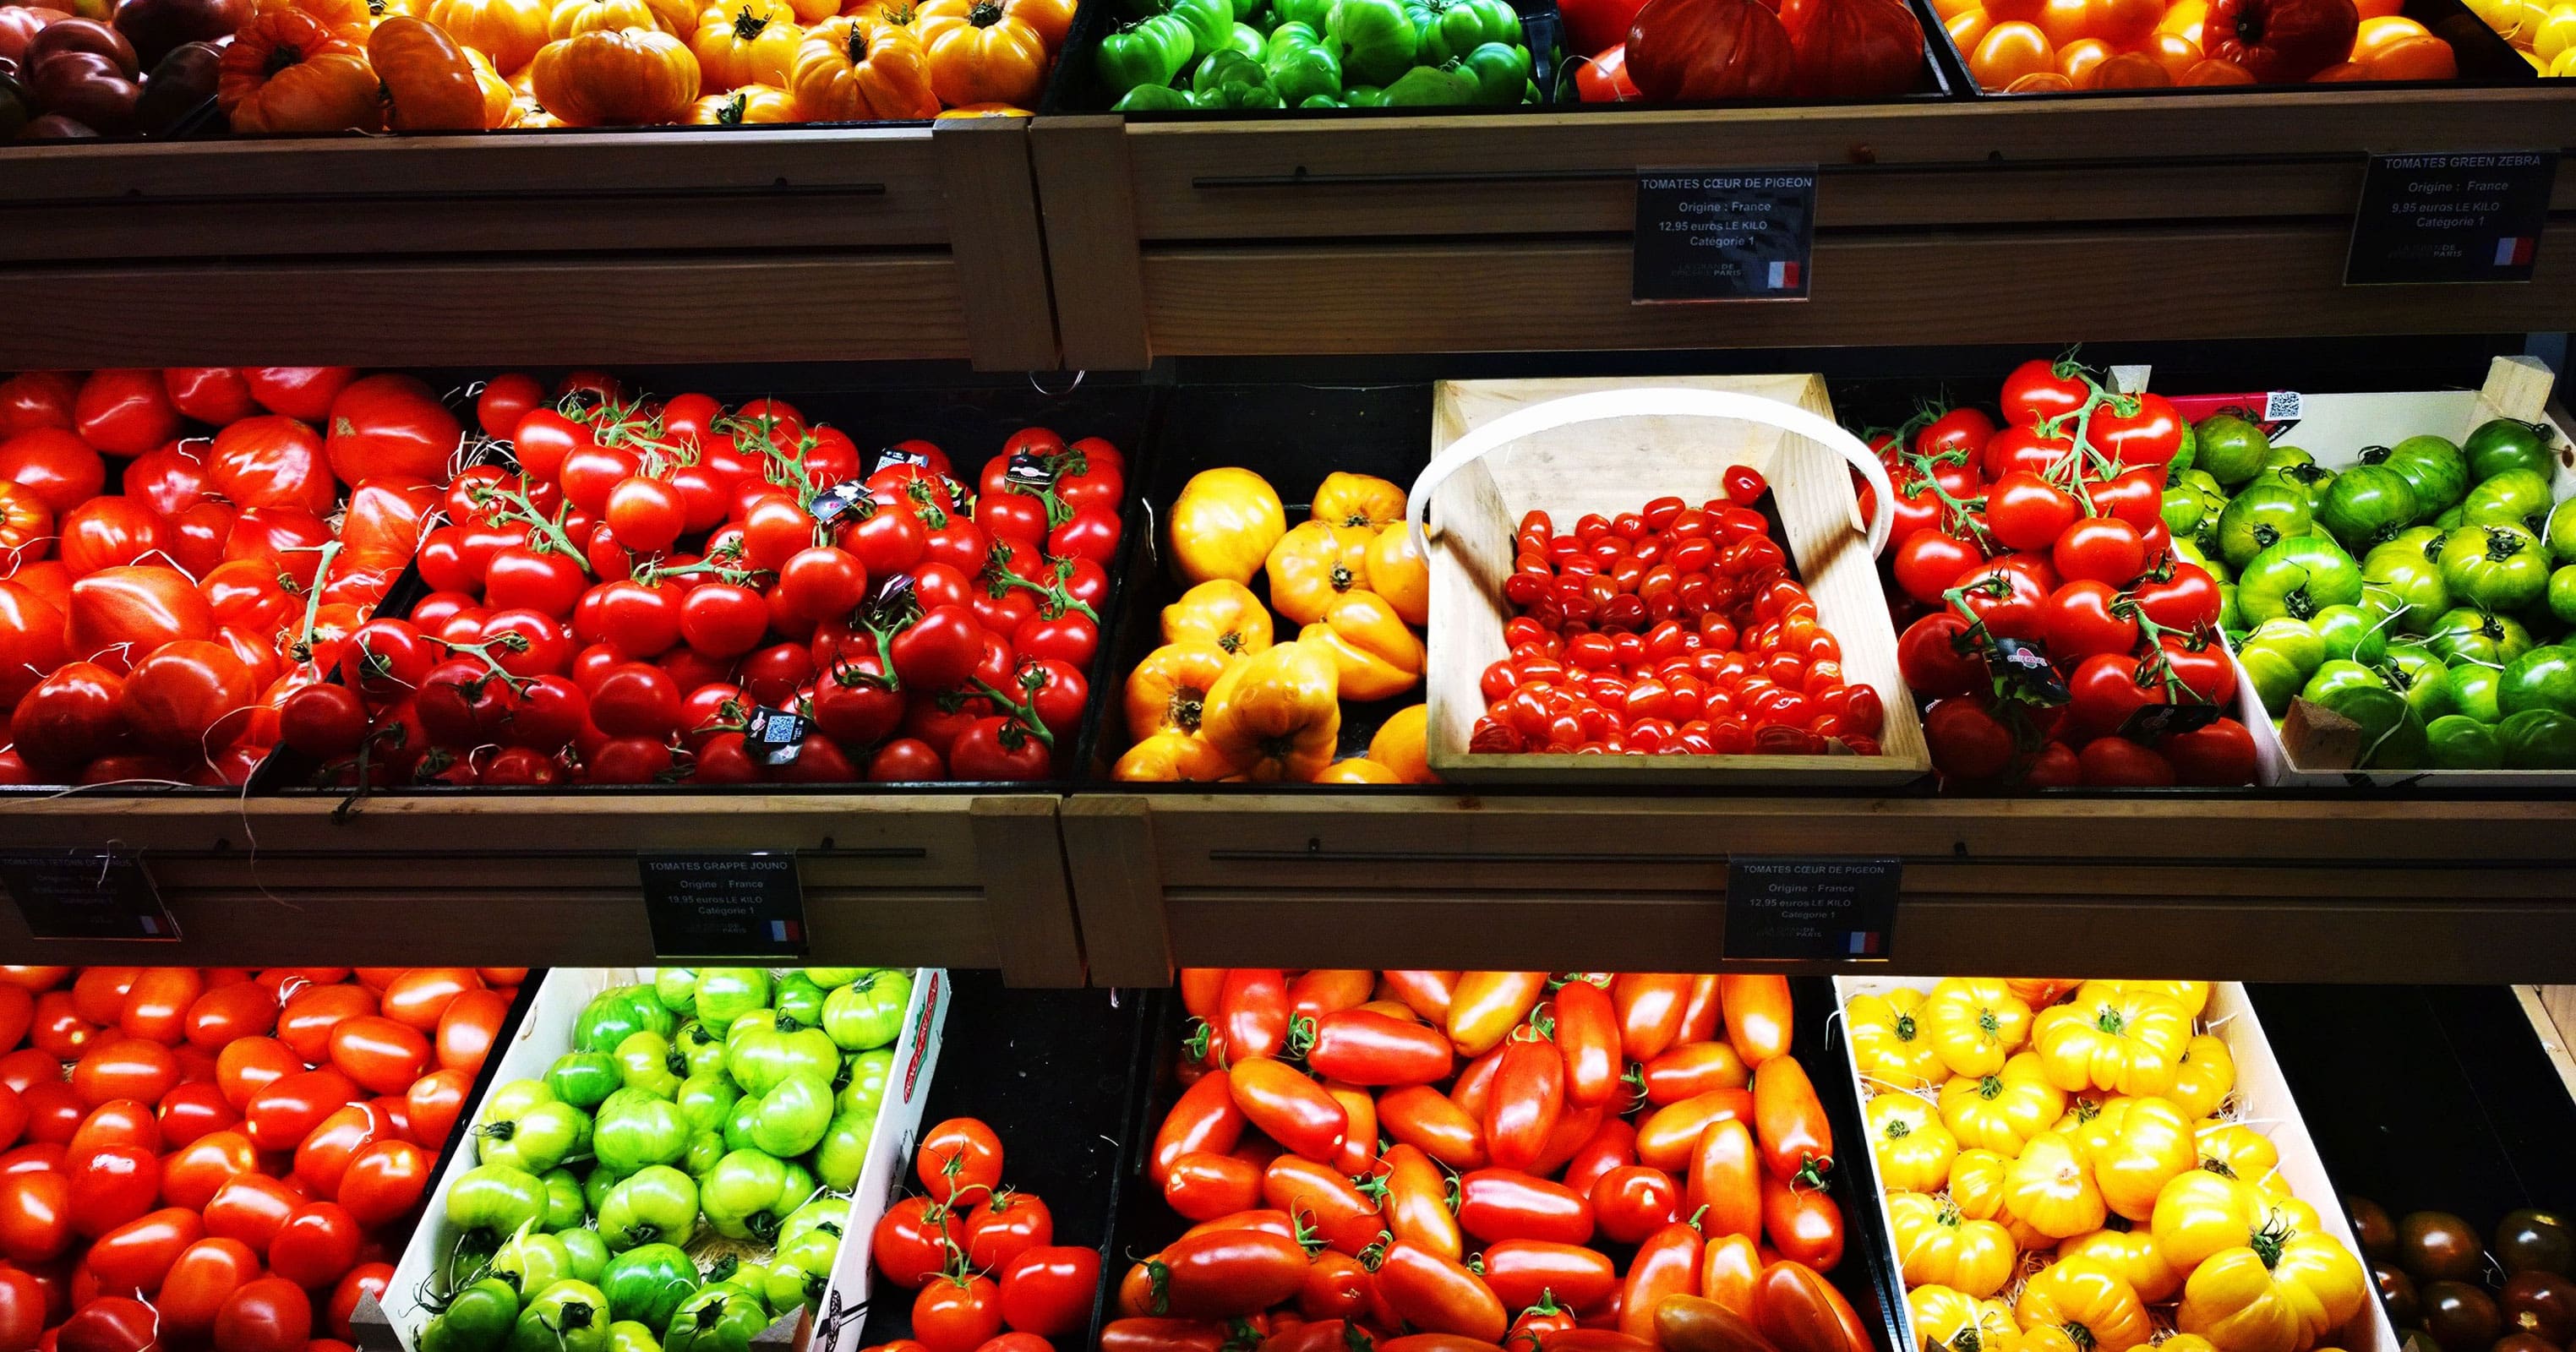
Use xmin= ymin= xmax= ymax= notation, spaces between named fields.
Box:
xmin=1405 ymin=387 xmax=1897 ymax=558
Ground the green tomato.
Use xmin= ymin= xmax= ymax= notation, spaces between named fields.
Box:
xmin=2302 ymin=658 xmax=2387 ymax=706
xmin=2360 ymin=533 xmax=2453 ymax=629
xmin=593 ymin=1089 xmax=689 ymax=1179
xmin=602 ymin=1242 xmax=700 ymax=1330
xmin=2543 ymin=499 xmax=2576 ymax=564
xmin=701 ymin=1150 xmax=790 ymax=1242
xmin=423 ymin=1278 xmax=521 ymax=1352
xmin=598 ymin=1164 xmax=698 ymax=1251
xmin=577 ymin=987 xmax=675 ymax=1056
xmin=2170 ymin=418 xmax=2198 ymax=479
xmin=721 ymin=1094 xmax=761 ymax=1154
xmin=2316 ymin=683 xmax=2427 ymax=770
xmin=608 ymin=1322 xmax=661 ymax=1352
xmin=1191 ymin=46 xmax=1266 ymax=92
xmin=2425 ymin=607 xmax=2534 ymax=668
xmin=664 ymin=1285 xmax=769 ymax=1352
xmin=493 ymin=1232 xmax=576 ymax=1304
xmin=1113 ymin=82 xmax=1192 ymax=109
xmin=1263 ymin=35 xmax=1341 ymax=102
xmin=727 ymin=1017 xmax=839 ymax=1097
xmin=484 ymin=1098 xmax=590 ymax=1176
xmin=1381 ymin=61 xmax=1476 ymax=103
xmin=2499 ymin=707 xmax=2576 ymax=768
xmin=2462 ymin=469 xmax=2555 ymax=533
xmin=546 ymin=1053 xmax=623 ymax=1111
xmin=2425 ymin=714 xmax=2503 ymax=768
xmin=583 ymin=1166 xmax=616 ymax=1217
xmin=1328 ymin=0 xmax=1419 ymax=84
xmin=674 ymin=1073 xmax=740 ymax=1136
xmin=701 ymin=1256 xmax=772 ymax=1313
xmin=2239 ymin=534 xmax=2362 ymax=624
xmin=2368 ymin=434 xmax=2470 ymax=516
xmin=512 ymin=1280 xmax=611 ymax=1352
xmin=1220 ymin=19 xmax=1265 ymax=55
xmin=2163 ymin=470 xmax=2225 ymax=536
xmin=2551 ymin=565 xmax=2576 ymax=626
xmin=749 ymin=1076 xmax=833 ymax=1158
xmin=2439 ymin=524 xmax=2551 ymax=611
xmin=2500 ymin=644 xmax=2576 ymax=717
xmin=2238 ymin=645 xmax=2306 ymax=717
xmin=2216 ymin=480 xmax=2314 ymax=570
xmin=2258 ymin=461 xmax=2337 ymax=513
xmin=652 ymin=969 xmax=698 ymax=1015
xmin=2263 ymin=443 xmax=2317 ymax=474
xmin=2317 ymin=464 xmax=2418 ymax=553
xmin=1165 ymin=0 xmax=1232 ymax=57
xmin=778 ymin=1202 xmax=845 ymax=1251
xmin=2453 ymin=662 xmax=2502 ymax=722
xmin=2464 ymin=417 xmax=2558 ymax=482
xmin=685 ymin=1130 xmax=726 ymax=1176
xmin=449 ymin=1164 xmax=549 ymax=1246
xmin=691 ymin=970 xmax=771 ymax=1028
xmin=2378 ymin=643 xmax=2458 ymax=723
xmin=839 ymin=1049 xmax=892 ymax=1119
xmin=2194 ymin=413 xmax=2273 ymax=487
xmin=762 ymin=1262 xmax=827 ymax=1316
xmin=775 ymin=1222 xmax=841 ymax=1284
xmin=800 ymin=968 xmax=862 ymax=989
xmin=1096 ymin=15 xmax=1192 ymax=93
xmin=556 ymin=1228 xmax=609 ymax=1285
xmin=614 ymin=1032 xmax=686 ymax=1100
xmin=2437 ymin=503 xmax=2468 ymax=529
xmin=674 ymin=1022 xmax=728 ymax=1080
xmin=812 ymin=1107 xmax=875 ymax=1191
xmin=540 ymin=1169 xmax=587 ymax=1231
xmin=2219 ymin=581 xmax=2243 ymax=635
xmin=820 ymin=971 xmax=912 ymax=1052
xmin=2244 ymin=617 xmax=2327 ymax=673
xmin=2172 ymin=533 xmax=2231 ymax=583
xmin=1277 ymin=0 xmax=1332 ymax=29
xmin=1408 ymin=0 xmax=1517 ymax=61
xmin=1458 ymin=39 xmax=1530 ymax=103
xmin=2306 ymin=605 xmax=2388 ymax=668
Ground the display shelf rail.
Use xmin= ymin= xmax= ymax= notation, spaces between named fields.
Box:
xmin=0 ymin=793 xmax=1083 ymax=984
xmin=1058 ymin=792 xmax=2576 ymax=985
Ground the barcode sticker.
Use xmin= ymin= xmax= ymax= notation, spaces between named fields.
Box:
xmin=2264 ymin=390 xmax=2304 ymax=422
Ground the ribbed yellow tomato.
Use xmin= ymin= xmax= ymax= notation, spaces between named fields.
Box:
xmin=1298 ymin=590 xmax=1424 ymax=701
xmin=1913 ymin=1284 xmax=2019 ymax=1352
xmin=2016 ymin=1256 xmax=2153 ymax=1352
xmin=1891 ymin=1191 xmax=2019 ymax=1298
xmin=2154 ymin=1168 xmax=2327 ymax=1271
xmin=2169 ymin=1034 xmax=2236 ymax=1120
xmin=2032 ymin=982 xmax=2192 ymax=1097
xmin=2006 ymin=1131 xmax=2106 ymax=1240
xmin=1125 ymin=641 xmax=1234 ymax=742
xmin=2060 ymin=1224 xmax=2186 ymax=1304
xmin=1111 ymin=729 xmax=1236 ymax=782
xmin=1940 ymin=1051 xmax=2068 ymax=1155
xmin=1169 ymin=468 xmax=1287 ymax=586
xmin=1265 ymin=521 xmax=1374 ymax=626
xmin=1849 ymin=989 xmax=1944 ymax=1092
xmin=2087 ymin=1096 xmax=2197 ymax=1222
xmin=2107 ymin=979 xmax=2210 ymax=1017
xmin=1367 ymin=704 xmax=1436 ymax=785
xmin=1160 ymin=579 xmax=1274 ymax=658
xmin=1365 ymin=525 xmax=1429 ymax=627
xmin=2007 ymin=979 xmax=2082 ymax=1010
xmin=2196 ymin=1119 xmax=2287 ymax=1194
xmin=1198 ymin=640 xmax=1341 ymax=782
xmin=1310 ymin=472 xmax=1409 ymax=531
xmin=1949 ymin=1148 xmax=2012 ymax=1222
xmin=1869 ymin=1093 xmax=1958 ymax=1193
xmin=1924 ymin=978 xmax=2034 ymax=1078
xmin=2177 ymin=1229 xmax=2367 ymax=1352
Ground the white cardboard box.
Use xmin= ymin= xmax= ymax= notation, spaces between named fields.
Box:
xmin=357 ymin=967 xmax=948 ymax=1352
xmin=1831 ymin=978 xmax=2395 ymax=1352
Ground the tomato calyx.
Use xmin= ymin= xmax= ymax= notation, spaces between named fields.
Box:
xmin=467 ymin=480 xmax=591 ymax=564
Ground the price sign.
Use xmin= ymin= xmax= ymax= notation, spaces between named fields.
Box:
xmin=640 ymin=853 xmax=810 ymax=960
xmin=1724 ymin=856 xmax=1899 ymax=961
xmin=0 ymin=849 xmax=179 ymax=941
xmin=1633 ymin=168 xmax=1817 ymax=303
xmin=2347 ymin=151 xmax=2557 ymax=286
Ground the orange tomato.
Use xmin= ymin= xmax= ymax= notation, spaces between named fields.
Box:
xmin=1985 ymin=0 xmax=2044 ymax=23
xmin=2036 ymin=0 xmax=2091 ymax=46
xmin=2087 ymin=0 xmax=2162 ymax=45
xmin=2353 ymin=14 xmax=2429 ymax=52
xmin=2146 ymin=30 xmax=2202 ymax=73
xmin=2366 ymin=33 xmax=2456 ymax=75
xmin=2057 ymin=35 xmax=2112 ymax=81
xmin=1928 ymin=0 xmax=1979 ymax=18
xmin=2155 ymin=0 xmax=2204 ymax=39
xmin=2180 ymin=54 xmax=2253 ymax=79
xmin=1946 ymin=6 xmax=1995 ymax=48
xmin=2093 ymin=49 xmax=2172 ymax=82
xmin=1971 ymin=19 xmax=2056 ymax=84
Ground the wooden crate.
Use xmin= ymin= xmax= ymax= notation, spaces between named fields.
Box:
xmin=1418 ymin=374 xmax=1929 ymax=784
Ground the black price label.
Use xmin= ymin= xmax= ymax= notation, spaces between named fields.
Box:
xmin=1724 ymin=856 xmax=1899 ymax=962
xmin=1986 ymin=636 xmax=2071 ymax=706
xmin=1633 ymin=168 xmax=1816 ymax=303
xmin=810 ymin=480 xmax=870 ymax=525
xmin=2118 ymin=701 xmax=2223 ymax=743
xmin=640 ymin=853 xmax=810 ymax=960
xmin=2347 ymin=151 xmax=2557 ymax=286
xmin=0 ymin=849 xmax=179 ymax=942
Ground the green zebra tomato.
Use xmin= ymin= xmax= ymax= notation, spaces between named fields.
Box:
xmin=584 ymin=1167 xmax=615 ymax=1217
xmin=2240 ymin=534 xmax=2362 ymax=624
xmin=2217 ymin=481 xmax=2314 ymax=570
xmin=1382 ymin=62 xmax=1476 ymax=102
xmin=609 ymin=1322 xmax=660 ymax=1352
xmin=2317 ymin=464 xmax=2418 ymax=553
xmin=2426 ymin=713 xmax=2502 ymax=768
xmin=2310 ymin=605 xmax=2388 ymax=667
xmin=1459 ymin=40 xmax=1530 ymax=102
xmin=813 ymin=1108 xmax=875 ymax=1191
xmin=2317 ymin=683 xmax=2426 ymax=769
xmin=2543 ymin=499 xmax=2576 ymax=564
xmin=2551 ymin=564 xmax=2576 ymax=625
xmin=1114 ymin=82 xmax=1192 ymax=108
xmin=2463 ymin=470 xmax=2554 ymax=533
xmin=547 ymin=1053 xmax=622 ymax=1110
xmin=767 ymin=975 xmax=825 ymax=1030
xmin=540 ymin=1169 xmax=586 ymax=1231
xmin=511 ymin=1280 xmax=611 ymax=1352
xmin=750 ymin=1076 xmax=833 ymax=1158
xmin=691 ymin=970 xmax=770 ymax=1028
xmin=675 ymin=1074 xmax=739 ymax=1135
xmin=778 ymin=1200 xmax=844 ymax=1250
xmin=615 ymin=1032 xmax=686 ymax=1099
xmin=840 ymin=1049 xmax=892 ymax=1120
xmin=2369 ymin=434 xmax=2470 ymax=515
xmin=2453 ymin=662 xmax=2502 ymax=722
xmin=2500 ymin=644 xmax=2576 ymax=717
xmin=2465 ymin=417 xmax=2557 ymax=482
xmin=2259 ymin=461 xmax=2337 ymax=513
xmin=1329 ymin=0 xmax=1420 ymax=84
xmin=728 ymin=1017 xmax=838 ymax=1096
xmin=652 ymin=969 xmax=698 ymax=1014
xmin=685 ymin=1130 xmax=726 ymax=1175
xmin=594 ymin=1089 xmax=688 ymax=1178
xmin=2164 ymin=469 xmax=2226 ymax=536
xmin=763 ymin=1262 xmax=827 ymax=1316
xmin=2302 ymin=658 xmax=2387 ymax=706
xmin=557 ymin=1228 xmax=609 ymax=1285
xmin=701 ymin=1151 xmax=790 ymax=1242
xmin=2195 ymin=413 xmax=2272 ymax=486
xmin=664 ymin=1285 xmax=767 ymax=1352
xmin=722 ymin=1094 xmax=761 ymax=1153
xmin=801 ymin=968 xmax=862 ymax=989
xmin=701 ymin=1255 xmax=772 ymax=1311
xmin=598 ymin=1165 xmax=698 ymax=1250
xmin=450 ymin=1164 xmax=550 ymax=1246
xmin=2500 ymin=707 xmax=2576 ymax=767
xmin=1263 ymin=35 xmax=1341 ymax=102
xmin=775 ymin=1223 xmax=840 ymax=1289
xmin=2379 ymin=643 xmax=2457 ymax=723
xmin=820 ymin=972 xmax=911 ymax=1052
xmin=494 ymin=1231 xmax=575 ymax=1298
xmin=674 ymin=1023 xmax=728 ymax=1079
xmin=577 ymin=986 xmax=674 ymax=1055
xmin=423 ymin=1279 xmax=521 ymax=1352
xmin=2440 ymin=524 xmax=2551 ymax=611
xmin=2425 ymin=607 xmax=2534 ymax=667
xmin=2360 ymin=533 xmax=2452 ymax=628
xmin=603 ymin=1243 xmax=699 ymax=1330
xmin=1410 ymin=0 xmax=1518 ymax=60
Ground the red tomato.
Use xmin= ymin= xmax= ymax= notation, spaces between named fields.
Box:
xmin=55 ymin=1295 xmax=157 ymax=1352
xmin=243 ymin=368 xmax=355 ymax=422
xmin=0 ymin=1264 xmax=42 ymax=1352
xmin=57 ymin=499 xmax=166 ymax=579
xmin=291 ymin=1103 xmax=390 ymax=1196
xmin=376 ymin=971 xmax=480 ymax=1033
xmin=157 ymin=1236 xmax=262 ymax=1341
xmin=875 ymin=1195 xmax=964 ymax=1290
xmin=155 ymin=1082 xmax=238 ymax=1150
xmin=2164 ymin=717 xmax=2256 ymax=786
xmin=267 ymin=1202 xmax=359 ymax=1289
xmin=215 ymin=1276 xmax=314 ymax=1352
xmin=335 ymin=1141 xmax=427 ymax=1229
xmin=243 ymin=1069 xmax=360 ymax=1153
xmin=322 ymin=375 xmax=461 ymax=487
xmin=160 ymin=1131 xmax=257 ymax=1213
xmin=214 ymin=1039 xmax=300 ymax=1110
xmin=87 ymin=1206 xmax=204 ymax=1293
xmin=203 ymin=1175 xmax=302 ymax=1251
xmin=66 ymin=1144 xmax=156 ymax=1239
xmin=208 ymin=415 xmax=335 ymax=515
xmin=918 ymin=1118 xmax=1004 ymax=1203
xmin=74 ymin=370 xmax=179 ymax=456
xmin=996 ymin=1246 xmax=1097 ymax=1339
xmin=0 ymin=1170 xmax=69 ymax=1264
xmin=0 ymin=429 xmax=106 ymax=517
xmin=276 ymin=985 xmax=374 ymax=1066
xmin=70 ymin=1040 xmax=177 ymax=1109
xmin=915 ymin=1274 xmax=1004 ymax=1352
xmin=434 ymin=990 xmax=509 ymax=1073
xmin=325 ymin=1018 xmax=428 ymax=1098
xmin=326 ymin=1262 xmax=393 ymax=1341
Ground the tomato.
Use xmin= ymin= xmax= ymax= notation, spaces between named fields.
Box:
xmin=918 ymin=1117 xmax=1004 ymax=1204
xmin=276 ymin=984 xmax=373 ymax=1066
xmin=216 ymin=1276 xmax=314 ymax=1352
xmin=1891 ymin=532 xmax=1979 ymax=605
xmin=1621 ymin=1221 xmax=1706 ymax=1344
xmin=89 ymin=1206 xmax=204 ymax=1293
xmin=0 ymin=1264 xmax=43 ymax=1352
xmin=2093 ymin=392 xmax=2185 ymax=470
xmin=950 ymin=716 xmax=1054 ymax=782
xmin=159 ymin=1237 xmax=262 ymax=1341
xmin=2163 ymin=717 xmax=2256 ymax=786
xmin=2001 ymin=358 xmax=2091 ymax=426
xmin=434 ymin=989 xmax=509 ymax=1072
xmin=267 ymin=1201 xmax=359 ymax=1289
xmin=1591 ymin=1164 xmax=1683 ymax=1246
xmin=207 ymin=414 xmax=335 ymax=515
xmin=374 ymin=970 xmax=478 ymax=1033
xmin=56 ymin=1296 xmax=157 ymax=1352
xmin=0 ymin=428 xmax=106 ymax=517
xmin=875 ymin=1195 xmax=964 ymax=1290
xmin=69 ymin=1040 xmax=175 ymax=1109
xmin=1924 ymin=695 xmax=2013 ymax=782
xmin=889 ymin=605 xmax=983 ymax=690
xmin=322 ymin=1017 xmax=428 ymax=1098
xmin=2078 ymin=734 xmax=2177 ymax=786
xmin=588 ymin=662 xmax=682 ymax=739
xmin=0 ymin=1169 xmax=69 ymax=1265
xmin=243 ymin=1068 xmax=359 ymax=1152
xmin=2132 ymin=563 xmax=2221 ymax=631
xmin=74 ymin=370 xmax=180 ymax=457
xmin=0 ymin=373 xmax=78 ymax=437
xmin=243 ymin=368 xmax=354 ymax=422
xmin=214 ymin=1038 xmax=298 ymax=1110
xmin=915 ymin=1273 xmax=1003 ymax=1352
xmin=65 ymin=1143 xmax=156 ymax=1240
xmin=323 ymin=374 xmax=462 ymax=487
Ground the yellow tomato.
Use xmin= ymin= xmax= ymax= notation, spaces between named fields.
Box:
xmin=2006 ymin=1131 xmax=2106 ymax=1240
xmin=1847 ymin=989 xmax=1945 ymax=1092
xmin=1297 ymin=591 xmax=1424 ymax=701
xmin=1913 ymin=1284 xmax=2019 ymax=1352
xmin=2353 ymin=14 xmax=2431 ymax=53
xmin=2060 ymin=1224 xmax=2185 ymax=1304
xmin=2085 ymin=1097 xmax=2197 ymax=1222
xmin=2017 ymin=1255 xmax=2153 ymax=1352
xmin=1198 ymin=640 xmax=1341 ymax=782
xmin=1161 ymin=579 xmax=1274 ymax=658
xmin=1367 ymin=704 xmax=1438 ymax=784
xmin=1950 ymin=1148 xmax=2013 ymax=1222
xmin=1310 ymin=472 xmax=1408 ymax=531
xmin=1124 ymin=641 xmax=1234 ymax=742
xmin=2154 ymin=1168 xmax=2271 ymax=1270
xmin=1363 ymin=525 xmax=1429 ymax=628
xmin=2177 ymin=1232 xmax=2368 ymax=1352
xmin=2196 ymin=1119 xmax=2289 ymax=1194
xmin=2536 ymin=3 xmax=2576 ymax=58
xmin=1940 ymin=1052 xmax=2068 ymax=1155
xmin=1112 ymin=730 xmax=1236 ymax=782
xmin=1170 ymin=468 xmax=1286 ymax=586
xmin=1869 ymin=1093 xmax=1959 ymax=1193
xmin=1892 ymin=1191 xmax=2021 ymax=1298
xmin=1924 ymin=979 xmax=2034 ymax=1078
xmin=2169 ymin=1035 xmax=2236 ymax=1120
xmin=1314 ymin=757 xmax=1400 ymax=784
xmin=2032 ymin=982 xmax=2192 ymax=1098
xmin=1264 ymin=521 xmax=1374 ymax=626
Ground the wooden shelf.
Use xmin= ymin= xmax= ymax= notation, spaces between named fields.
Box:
xmin=1058 ymin=792 xmax=2576 ymax=986
xmin=0 ymin=793 xmax=1082 ymax=985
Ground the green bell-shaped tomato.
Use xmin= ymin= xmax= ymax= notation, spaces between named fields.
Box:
xmin=2453 ymin=662 xmax=2502 ymax=722
xmin=699 ymin=1255 xmax=772 ymax=1313
xmin=770 ymin=1224 xmax=841 ymax=1311
xmin=2425 ymin=714 xmax=2503 ymax=769
xmin=2360 ymin=533 xmax=2452 ymax=628
xmin=2263 ymin=443 xmax=2317 ymax=474
xmin=608 ymin=1322 xmax=661 ymax=1352
xmin=2239 ymin=535 xmax=2362 ymax=624
xmin=593 ymin=1089 xmax=689 ymax=1179
xmin=1458 ymin=39 xmax=1531 ymax=104
xmin=422 ymin=1278 xmax=521 ymax=1352
xmin=769 ymin=973 xmax=827 ymax=1029
xmin=721 ymin=1093 xmax=761 ymax=1153
xmin=2367 ymin=434 xmax=2470 ymax=516
xmin=584 ymin=1166 xmax=616 ymax=1216
xmin=675 ymin=1073 xmax=740 ymax=1135
xmin=664 ymin=1284 xmax=770 ymax=1352
xmin=2172 ymin=533 xmax=2230 ymax=583
xmin=478 ymin=1082 xmax=582 ymax=1175
xmin=839 ymin=1049 xmax=893 ymax=1120
xmin=2316 ymin=683 xmax=2427 ymax=770
xmin=2317 ymin=464 xmax=2418 ymax=553
xmin=2257 ymin=461 xmax=2337 ymax=513
xmin=2302 ymin=658 xmax=2387 ymax=706
xmin=674 ymin=1022 xmax=729 ymax=1080
xmin=598 ymin=1165 xmax=699 ymax=1251
xmin=602 ymin=1242 xmax=700 ymax=1330
xmin=455 ymin=1162 xmax=557 ymax=1242
xmin=2164 ymin=469 xmax=2226 ymax=536
xmin=577 ymin=986 xmax=676 ymax=1056
xmin=2500 ymin=644 xmax=2576 ymax=718
xmin=1328 ymin=0 xmax=1420 ymax=84
xmin=546 ymin=1053 xmax=623 ymax=1111
xmin=727 ymin=1016 xmax=839 ymax=1097
xmin=2378 ymin=643 xmax=2458 ymax=723
xmin=820 ymin=972 xmax=912 ymax=1052
xmin=2216 ymin=480 xmax=2314 ymax=570
xmin=778 ymin=1201 xmax=845 ymax=1251
xmin=510 ymin=1280 xmax=612 ymax=1352
xmin=749 ymin=1076 xmax=833 ymax=1158
xmin=700 ymin=1150 xmax=791 ymax=1242
xmin=2439 ymin=524 xmax=2551 ymax=612
xmin=2462 ymin=469 xmax=2555 ymax=534
xmin=691 ymin=969 xmax=772 ymax=1028
xmin=1408 ymin=0 xmax=1518 ymax=60
xmin=652 ymin=968 xmax=699 ymax=1015
xmin=2543 ymin=499 xmax=2576 ymax=564
xmin=1263 ymin=35 xmax=1341 ymax=103
xmin=556 ymin=1228 xmax=609 ymax=1285
xmin=2194 ymin=413 xmax=2273 ymax=487
xmin=812 ymin=1107 xmax=876 ymax=1191
xmin=2307 ymin=605 xmax=2388 ymax=668
xmin=685 ymin=1129 xmax=727 ymax=1176
xmin=800 ymin=968 xmax=863 ymax=989
xmin=2551 ymin=564 xmax=2576 ymax=626
xmin=2464 ymin=417 xmax=2558 ymax=482
xmin=2424 ymin=606 xmax=2534 ymax=668
xmin=539 ymin=1169 xmax=587 ymax=1231
xmin=494 ymin=1231 xmax=576 ymax=1297
xmin=2500 ymin=707 xmax=2576 ymax=767
xmin=615 ymin=1032 xmax=687 ymax=1100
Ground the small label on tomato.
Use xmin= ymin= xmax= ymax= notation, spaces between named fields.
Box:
xmin=1724 ymin=856 xmax=1899 ymax=961
xmin=2263 ymin=390 xmax=2304 ymax=422
xmin=0 ymin=848 xmax=180 ymax=942
xmin=639 ymin=852 xmax=810 ymax=960
xmin=1632 ymin=168 xmax=1817 ymax=304
xmin=810 ymin=480 xmax=870 ymax=525
xmin=2117 ymin=701 xmax=2223 ymax=744
xmin=2346 ymin=151 xmax=2557 ymax=286
xmin=1005 ymin=449 xmax=1056 ymax=488
xmin=1986 ymin=637 xmax=2071 ymax=706
xmin=743 ymin=705 xmax=809 ymax=767
xmin=874 ymin=445 xmax=934 ymax=474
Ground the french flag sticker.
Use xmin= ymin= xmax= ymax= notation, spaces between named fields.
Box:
xmin=1846 ymin=930 xmax=1883 ymax=956
xmin=1769 ymin=260 xmax=1800 ymax=289
xmin=2497 ymin=237 xmax=2535 ymax=267
xmin=771 ymin=919 xmax=801 ymax=942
